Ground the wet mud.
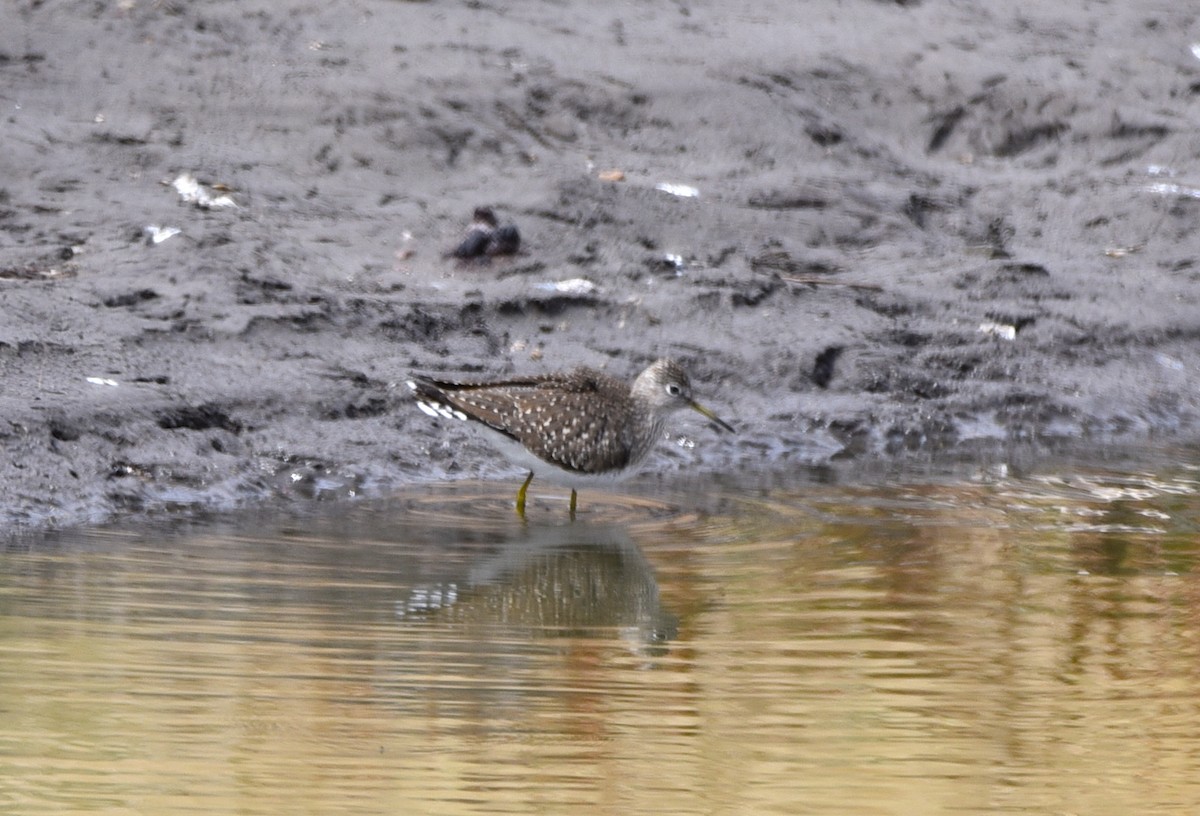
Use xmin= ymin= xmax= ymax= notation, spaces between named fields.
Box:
xmin=2 ymin=0 xmax=1198 ymax=528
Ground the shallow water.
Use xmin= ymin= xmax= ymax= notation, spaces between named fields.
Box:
xmin=3 ymin=451 xmax=1200 ymax=815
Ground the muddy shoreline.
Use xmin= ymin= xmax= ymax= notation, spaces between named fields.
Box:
xmin=2 ymin=1 xmax=1198 ymax=530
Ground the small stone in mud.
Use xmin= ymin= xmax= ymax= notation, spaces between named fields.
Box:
xmin=812 ymin=345 xmax=844 ymax=388
xmin=451 ymin=208 xmax=495 ymax=258
xmin=450 ymin=207 xmax=521 ymax=259
xmin=487 ymin=224 xmax=521 ymax=256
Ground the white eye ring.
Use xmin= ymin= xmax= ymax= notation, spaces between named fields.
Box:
xmin=666 ymin=383 xmax=683 ymax=397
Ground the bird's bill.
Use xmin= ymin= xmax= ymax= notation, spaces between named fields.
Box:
xmin=689 ymin=401 xmax=735 ymax=433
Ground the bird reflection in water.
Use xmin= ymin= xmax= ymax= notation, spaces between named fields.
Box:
xmin=395 ymin=523 xmax=677 ymax=655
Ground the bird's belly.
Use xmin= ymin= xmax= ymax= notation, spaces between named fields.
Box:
xmin=482 ymin=430 xmax=650 ymax=487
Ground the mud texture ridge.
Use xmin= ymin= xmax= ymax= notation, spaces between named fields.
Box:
xmin=2 ymin=1 xmax=1199 ymax=529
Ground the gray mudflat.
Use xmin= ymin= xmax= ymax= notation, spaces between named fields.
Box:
xmin=2 ymin=1 xmax=1198 ymax=528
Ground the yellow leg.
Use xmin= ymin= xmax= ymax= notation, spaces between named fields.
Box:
xmin=569 ymin=489 xmax=577 ymax=517
xmin=516 ymin=471 xmax=534 ymax=517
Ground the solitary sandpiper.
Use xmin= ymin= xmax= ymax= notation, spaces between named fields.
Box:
xmin=408 ymin=358 xmax=735 ymax=515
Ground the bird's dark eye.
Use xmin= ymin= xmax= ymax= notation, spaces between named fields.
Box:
xmin=666 ymin=383 xmax=683 ymax=397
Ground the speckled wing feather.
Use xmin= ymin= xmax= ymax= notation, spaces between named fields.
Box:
xmin=514 ymin=369 xmax=640 ymax=474
xmin=410 ymin=368 xmax=643 ymax=474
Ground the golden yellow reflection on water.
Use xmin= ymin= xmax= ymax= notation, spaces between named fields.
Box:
xmin=2 ymin=458 xmax=1199 ymax=815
